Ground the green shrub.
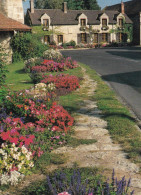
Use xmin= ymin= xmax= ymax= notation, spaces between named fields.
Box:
xmin=11 ymin=33 xmax=49 ymax=61
xmin=29 ymin=72 xmax=43 ymax=84
xmin=69 ymin=40 xmax=76 ymax=47
xmin=62 ymin=40 xmax=76 ymax=48
xmin=0 ymin=47 xmax=8 ymax=86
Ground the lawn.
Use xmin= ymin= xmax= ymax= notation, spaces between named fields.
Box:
xmin=1 ymin=56 xmax=140 ymax=194
xmin=5 ymin=60 xmax=141 ymax=163
xmin=5 ymin=61 xmax=33 ymax=91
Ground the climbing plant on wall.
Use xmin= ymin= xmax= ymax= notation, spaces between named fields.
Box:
xmin=110 ymin=17 xmax=133 ymax=42
xmin=0 ymin=47 xmax=7 ymax=86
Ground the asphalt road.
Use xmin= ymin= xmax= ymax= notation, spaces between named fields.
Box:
xmin=61 ymin=47 xmax=141 ymax=120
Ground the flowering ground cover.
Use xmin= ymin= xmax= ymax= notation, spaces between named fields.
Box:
xmin=0 ymin=88 xmax=74 ymax=185
xmin=30 ymin=57 xmax=78 ymax=73
xmin=41 ymin=74 xmax=80 ymax=93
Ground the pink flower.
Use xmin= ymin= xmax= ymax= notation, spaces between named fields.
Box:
xmin=58 ymin=192 xmax=71 ymax=195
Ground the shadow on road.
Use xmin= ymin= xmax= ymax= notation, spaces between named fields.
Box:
xmin=102 ymin=70 xmax=141 ymax=89
xmin=106 ymin=50 xmax=141 ymax=60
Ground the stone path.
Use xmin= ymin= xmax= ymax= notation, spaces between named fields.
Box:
xmin=53 ymin=68 xmax=141 ymax=194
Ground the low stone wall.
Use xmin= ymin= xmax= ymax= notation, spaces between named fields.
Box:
xmin=0 ymin=31 xmax=13 ymax=64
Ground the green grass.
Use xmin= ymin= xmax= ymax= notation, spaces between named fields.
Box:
xmin=5 ymin=61 xmax=33 ymax=91
xmin=34 ymin=153 xmax=67 ymax=174
xmin=5 ymin=60 xmax=141 ymax=164
xmin=79 ymin=63 xmax=141 ymax=163
xmin=67 ymin=137 xmax=97 ymax=147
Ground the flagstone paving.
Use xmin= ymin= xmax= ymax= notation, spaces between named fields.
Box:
xmin=53 ymin=68 xmax=141 ymax=194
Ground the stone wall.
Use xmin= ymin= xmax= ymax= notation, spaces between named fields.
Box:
xmin=0 ymin=32 xmax=13 ymax=64
xmin=0 ymin=0 xmax=24 ymax=24
xmin=50 ymin=24 xmax=118 ymax=44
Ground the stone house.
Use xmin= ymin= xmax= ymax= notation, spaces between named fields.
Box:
xmin=26 ymin=1 xmax=132 ymax=45
xmin=0 ymin=0 xmax=31 ymax=63
xmin=105 ymin=0 xmax=141 ymax=45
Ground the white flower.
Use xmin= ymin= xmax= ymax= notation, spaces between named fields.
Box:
xmin=12 ymin=143 xmax=16 ymax=147
xmin=29 ymin=162 xmax=34 ymax=167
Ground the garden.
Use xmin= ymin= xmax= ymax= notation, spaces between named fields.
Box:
xmin=0 ymin=36 xmax=137 ymax=194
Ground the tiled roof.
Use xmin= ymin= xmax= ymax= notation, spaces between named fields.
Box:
xmin=0 ymin=12 xmax=31 ymax=31
xmin=105 ymin=0 xmax=141 ymax=16
xmin=28 ymin=9 xmax=132 ymax=26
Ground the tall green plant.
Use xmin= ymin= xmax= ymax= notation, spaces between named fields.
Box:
xmin=110 ymin=17 xmax=133 ymax=42
xmin=0 ymin=47 xmax=8 ymax=86
xmin=11 ymin=33 xmax=48 ymax=61
xmin=0 ymin=47 xmax=8 ymax=105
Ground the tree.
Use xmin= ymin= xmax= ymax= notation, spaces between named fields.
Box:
xmin=84 ymin=0 xmax=100 ymax=10
xmin=35 ymin=0 xmax=101 ymax=10
xmin=35 ymin=0 xmax=64 ymax=9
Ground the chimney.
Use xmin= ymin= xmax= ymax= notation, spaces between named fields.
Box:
xmin=63 ymin=2 xmax=67 ymax=13
xmin=30 ymin=0 xmax=34 ymax=13
xmin=121 ymin=1 xmax=125 ymax=14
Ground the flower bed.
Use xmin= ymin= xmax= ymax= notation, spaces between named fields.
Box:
xmin=41 ymin=74 xmax=80 ymax=93
xmin=0 ymin=90 xmax=74 ymax=185
xmin=21 ymin=168 xmax=134 ymax=195
xmin=30 ymin=57 xmax=78 ymax=73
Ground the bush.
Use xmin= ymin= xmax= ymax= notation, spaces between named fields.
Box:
xmin=29 ymin=72 xmax=43 ymax=84
xmin=24 ymin=58 xmax=43 ymax=73
xmin=11 ymin=33 xmax=48 ymax=61
xmin=62 ymin=41 xmax=76 ymax=48
xmin=43 ymin=49 xmax=62 ymax=60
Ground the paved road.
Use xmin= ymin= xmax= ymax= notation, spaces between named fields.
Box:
xmin=61 ymin=47 xmax=141 ymax=120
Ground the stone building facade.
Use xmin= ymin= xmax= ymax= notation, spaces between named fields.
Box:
xmin=26 ymin=1 xmax=132 ymax=45
xmin=0 ymin=0 xmax=24 ymax=24
xmin=105 ymin=0 xmax=141 ymax=45
xmin=0 ymin=0 xmax=31 ymax=63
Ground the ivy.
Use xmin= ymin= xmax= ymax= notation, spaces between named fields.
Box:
xmin=109 ymin=17 xmax=133 ymax=42
xmin=0 ymin=47 xmax=8 ymax=86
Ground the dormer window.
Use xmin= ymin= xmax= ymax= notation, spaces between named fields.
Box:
xmin=43 ymin=19 xmax=49 ymax=27
xmin=81 ymin=19 xmax=86 ymax=26
xmin=102 ymin=19 xmax=107 ymax=27
xmin=119 ymin=18 xmax=123 ymax=27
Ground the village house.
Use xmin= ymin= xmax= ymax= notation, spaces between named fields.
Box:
xmin=0 ymin=0 xmax=31 ymax=63
xmin=26 ymin=1 xmax=132 ymax=45
xmin=105 ymin=0 xmax=141 ymax=45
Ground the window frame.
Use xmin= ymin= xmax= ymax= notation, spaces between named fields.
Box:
xmin=119 ymin=18 xmax=123 ymax=27
xmin=80 ymin=33 xmax=87 ymax=43
xmin=94 ymin=33 xmax=98 ymax=43
xmin=43 ymin=19 xmax=49 ymax=27
xmin=102 ymin=18 xmax=107 ymax=27
xmin=102 ymin=33 xmax=108 ymax=42
xmin=44 ymin=35 xmax=50 ymax=44
xmin=57 ymin=35 xmax=63 ymax=43
xmin=80 ymin=19 xmax=86 ymax=27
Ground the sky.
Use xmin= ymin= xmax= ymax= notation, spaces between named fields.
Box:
xmin=23 ymin=0 xmax=129 ymax=12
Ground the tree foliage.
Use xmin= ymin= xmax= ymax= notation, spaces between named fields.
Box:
xmin=35 ymin=0 xmax=101 ymax=10
xmin=11 ymin=33 xmax=48 ymax=61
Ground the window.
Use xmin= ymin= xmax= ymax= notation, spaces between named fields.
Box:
xmin=102 ymin=19 xmax=107 ymax=26
xmin=81 ymin=33 xmax=87 ymax=43
xmin=58 ymin=35 xmax=63 ymax=43
xmin=94 ymin=33 xmax=98 ymax=43
xmin=119 ymin=33 xmax=123 ymax=42
xmin=119 ymin=18 xmax=123 ymax=27
xmin=43 ymin=19 xmax=49 ymax=27
xmin=44 ymin=35 xmax=50 ymax=44
xmin=102 ymin=33 xmax=108 ymax=42
xmin=80 ymin=19 xmax=86 ymax=26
